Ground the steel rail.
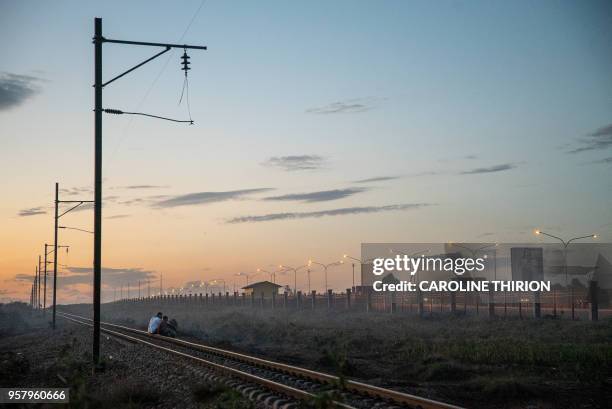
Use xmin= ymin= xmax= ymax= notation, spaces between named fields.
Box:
xmin=59 ymin=313 xmax=354 ymax=408
xmin=59 ymin=311 xmax=462 ymax=409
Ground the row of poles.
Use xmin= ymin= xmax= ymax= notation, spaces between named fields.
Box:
xmin=29 ymin=183 xmax=92 ymax=330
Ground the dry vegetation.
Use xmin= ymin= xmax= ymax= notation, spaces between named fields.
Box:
xmin=59 ymin=301 xmax=612 ymax=408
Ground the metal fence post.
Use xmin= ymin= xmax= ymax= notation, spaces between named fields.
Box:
xmin=417 ymin=290 xmax=424 ymax=317
xmin=311 ymin=290 xmax=316 ymax=310
xmin=284 ymin=291 xmax=288 ymax=309
xmin=533 ymin=291 xmax=541 ymax=319
xmin=327 ymin=289 xmax=332 ymax=309
xmin=589 ymin=280 xmax=599 ymax=321
xmin=346 ymin=288 xmax=351 ymax=309
xmin=297 ymin=291 xmax=302 ymax=309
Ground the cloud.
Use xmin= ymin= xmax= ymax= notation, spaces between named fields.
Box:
xmin=460 ymin=163 xmax=517 ymax=175
xmin=438 ymin=154 xmax=479 ymax=163
xmin=0 ymin=72 xmax=43 ymax=110
xmin=353 ymin=176 xmax=400 ymax=184
xmin=60 ymin=186 xmax=92 ymax=196
xmin=407 ymin=170 xmax=443 ymax=177
xmin=106 ymin=214 xmax=130 ymax=219
xmin=263 ymin=155 xmax=326 ymax=171
xmin=588 ymin=156 xmax=612 ymax=165
xmin=112 ymin=185 xmax=170 ymax=190
xmin=14 ymin=273 xmax=35 ymax=282
xmin=226 ymin=203 xmax=432 ymax=224
xmin=306 ymin=97 xmax=383 ymax=114
xmin=263 ymin=188 xmax=367 ymax=203
xmin=18 ymin=206 xmax=47 ymax=217
xmin=154 ymin=188 xmax=273 ymax=208
xmin=567 ymin=124 xmax=612 ymax=154
xmin=64 ymin=266 xmax=157 ymax=287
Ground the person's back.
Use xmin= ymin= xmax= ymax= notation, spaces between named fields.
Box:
xmin=148 ymin=312 xmax=163 ymax=334
xmin=165 ymin=318 xmax=178 ymax=338
xmin=159 ymin=316 xmax=171 ymax=336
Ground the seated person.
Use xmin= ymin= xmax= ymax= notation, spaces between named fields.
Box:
xmin=159 ymin=316 xmax=177 ymax=338
xmin=147 ymin=312 xmax=163 ymax=334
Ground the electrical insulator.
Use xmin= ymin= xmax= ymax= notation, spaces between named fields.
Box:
xmin=181 ymin=49 xmax=191 ymax=76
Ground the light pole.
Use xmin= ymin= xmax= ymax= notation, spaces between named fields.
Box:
xmin=235 ymin=272 xmax=257 ymax=286
xmin=343 ymin=255 xmax=382 ymax=291
xmin=448 ymin=243 xmax=498 ymax=316
xmin=535 ymin=230 xmax=597 ymax=319
xmin=308 ymin=260 xmax=344 ymax=293
xmin=279 ymin=265 xmax=308 ymax=295
xmin=257 ymin=267 xmax=285 ymax=284
xmin=448 ymin=243 xmax=497 ymax=278
xmin=210 ymin=279 xmax=226 ymax=294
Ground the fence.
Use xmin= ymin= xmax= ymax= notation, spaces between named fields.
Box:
xmin=112 ymin=281 xmax=609 ymax=321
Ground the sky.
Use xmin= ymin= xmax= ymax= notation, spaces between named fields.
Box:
xmin=1 ymin=0 xmax=611 ymax=304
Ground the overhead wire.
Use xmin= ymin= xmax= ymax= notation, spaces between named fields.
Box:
xmin=108 ymin=0 xmax=207 ymax=163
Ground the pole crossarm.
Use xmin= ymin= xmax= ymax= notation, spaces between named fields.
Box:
xmin=60 ymin=226 xmax=95 ymax=234
xmin=102 ymin=46 xmax=170 ymax=88
xmin=57 ymin=200 xmax=94 ymax=219
xmin=101 ymin=37 xmax=207 ymax=50
xmin=46 ymin=245 xmax=69 ymax=256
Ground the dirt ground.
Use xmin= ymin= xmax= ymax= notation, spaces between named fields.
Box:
xmin=0 ymin=303 xmax=255 ymax=409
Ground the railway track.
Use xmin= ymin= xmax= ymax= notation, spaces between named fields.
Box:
xmin=58 ymin=311 xmax=462 ymax=409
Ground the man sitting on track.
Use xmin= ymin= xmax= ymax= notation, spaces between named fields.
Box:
xmin=147 ymin=312 xmax=163 ymax=334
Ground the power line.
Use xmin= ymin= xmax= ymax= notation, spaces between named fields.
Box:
xmin=108 ymin=0 xmax=207 ymax=162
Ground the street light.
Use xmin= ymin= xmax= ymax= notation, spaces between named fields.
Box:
xmin=535 ymin=230 xmax=597 ymax=319
xmin=448 ymin=243 xmax=498 ymax=279
xmin=209 ymin=279 xmax=226 ymax=294
xmin=257 ymin=267 xmax=285 ymax=284
xmin=308 ymin=259 xmax=344 ymax=293
xmin=342 ymin=254 xmax=377 ymax=290
xmin=235 ymin=272 xmax=257 ymax=286
xmin=279 ymin=264 xmax=308 ymax=295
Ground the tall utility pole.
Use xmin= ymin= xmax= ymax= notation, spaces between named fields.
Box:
xmin=34 ymin=267 xmax=38 ymax=309
xmin=53 ymin=183 xmax=59 ymax=327
xmin=52 ymin=182 xmax=92 ymax=329
xmin=37 ymin=256 xmax=42 ymax=310
xmin=91 ymin=17 xmax=205 ymax=368
xmin=43 ymin=245 xmax=48 ymax=314
xmin=93 ymin=17 xmax=103 ymax=368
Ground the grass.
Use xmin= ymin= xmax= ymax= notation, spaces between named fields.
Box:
xmin=60 ymin=301 xmax=612 ymax=407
